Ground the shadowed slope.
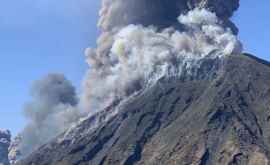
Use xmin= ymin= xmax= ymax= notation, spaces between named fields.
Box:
xmin=18 ymin=54 xmax=270 ymax=165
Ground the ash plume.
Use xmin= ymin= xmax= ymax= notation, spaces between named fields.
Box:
xmin=81 ymin=0 xmax=242 ymax=113
xmin=19 ymin=74 xmax=80 ymax=157
xmin=98 ymin=0 xmax=239 ymax=31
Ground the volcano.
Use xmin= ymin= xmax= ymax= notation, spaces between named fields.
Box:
xmin=17 ymin=53 xmax=270 ymax=165
xmin=5 ymin=0 xmax=270 ymax=165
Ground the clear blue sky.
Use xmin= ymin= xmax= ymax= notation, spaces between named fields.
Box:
xmin=0 ymin=0 xmax=269 ymax=135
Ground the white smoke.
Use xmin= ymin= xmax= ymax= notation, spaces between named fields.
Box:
xmin=81 ymin=8 xmax=242 ymax=113
xmin=19 ymin=74 xmax=81 ymax=157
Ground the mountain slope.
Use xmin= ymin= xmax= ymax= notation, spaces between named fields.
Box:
xmin=18 ymin=54 xmax=270 ymax=165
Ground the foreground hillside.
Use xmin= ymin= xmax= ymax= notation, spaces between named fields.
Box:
xmin=18 ymin=54 xmax=270 ymax=165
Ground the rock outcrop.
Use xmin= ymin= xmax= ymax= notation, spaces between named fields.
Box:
xmin=0 ymin=130 xmax=11 ymax=165
xmin=17 ymin=54 xmax=270 ymax=165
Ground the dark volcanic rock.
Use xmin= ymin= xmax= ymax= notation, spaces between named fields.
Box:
xmin=0 ymin=130 xmax=11 ymax=165
xmin=17 ymin=54 xmax=270 ymax=165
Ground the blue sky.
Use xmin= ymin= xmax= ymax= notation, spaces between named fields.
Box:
xmin=234 ymin=0 xmax=270 ymax=60
xmin=0 ymin=0 xmax=269 ymax=135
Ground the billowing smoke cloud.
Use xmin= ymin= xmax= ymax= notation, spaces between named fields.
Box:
xmin=19 ymin=74 xmax=80 ymax=157
xmin=81 ymin=7 xmax=242 ymax=113
xmin=98 ymin=0 xmax=239 ymax=31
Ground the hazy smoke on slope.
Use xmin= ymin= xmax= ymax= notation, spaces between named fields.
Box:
xmin=19 ymin=74 xmax=80 ymax=156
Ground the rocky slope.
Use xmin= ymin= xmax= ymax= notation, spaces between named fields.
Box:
xmin=17 ymin=53 xmax=270 ymax=165
xmin=0 ymin=130 xmax=11 ymax=165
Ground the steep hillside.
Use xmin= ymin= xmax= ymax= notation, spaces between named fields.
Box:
xmin=17 ymin=54 xmax=270 ymax=165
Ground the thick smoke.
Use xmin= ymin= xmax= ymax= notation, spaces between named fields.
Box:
xmin=81 ymin=7 xmax=242 ymax=113
xmin=15 ymin=0 xmax=242 ymax=158
xmin=98 ymin=0 xmax=239 ymax=31
xmin=19 ymin=74 xmax=80 ymax=156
